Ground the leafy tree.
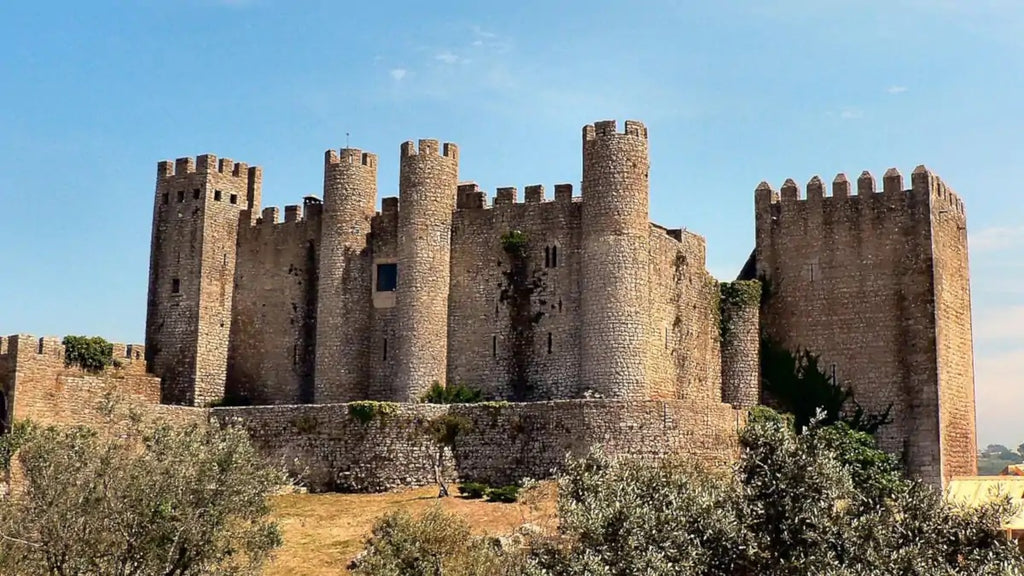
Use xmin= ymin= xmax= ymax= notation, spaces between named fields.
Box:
xmin=1018 ymin=443 xmax=1024 ymax=461
xmin=61 ymin=335 xmax=119 ymax=373
xmin=0 ymin=415 xmax=284 ymax=575
xmin=761 ymin=339 xmax=892 ymax=435
xmin=422 ymin=414 xmax=473 ymax=497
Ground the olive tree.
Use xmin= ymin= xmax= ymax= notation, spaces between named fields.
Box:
xmin=0 ymin=415 xmax=284 ymax=576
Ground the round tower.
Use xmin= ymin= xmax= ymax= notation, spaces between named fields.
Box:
xmin=580 ymin=120 xmax=650 ymax=398
xmin=719 ymin=282 xmax=761 ymax=408
xmin=314 ymin=148 xmax=378 ymax=403
xmin=394 ymin=139 xmax=459 ymax=401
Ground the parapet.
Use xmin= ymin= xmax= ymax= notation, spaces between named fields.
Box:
xmin=251 ymin=198 xmax=322 ymax=228
xmin=755 ymin=166 xmax=966 ymax=218
xmin=158 ymin=154 xmax=261 ymax=181
xmin=325 ymin=148 xmax=378 ymax=169
xmin=381 ymin=197 xmax=399 ymax=216
xmin=456 ymin=183 xmax=487 ymax=210
xmin=487 ymin=184 xmax=575 ymax=208
xmin=494 ymin=187 xmax=517 ymax=206
xmin=583 ymin=119 xmax=648 ymax=142
xmin=0 ymin=334 xmax=146 ymax=367
xmin=400 ymin=139 xmax=459 ymax=161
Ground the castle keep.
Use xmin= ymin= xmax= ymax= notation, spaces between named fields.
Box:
xmin=0 ymin=119 xmax=977 ymax=489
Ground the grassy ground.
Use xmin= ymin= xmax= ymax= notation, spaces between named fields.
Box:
xmin=264 ymin=483 xmax=558 ymax=576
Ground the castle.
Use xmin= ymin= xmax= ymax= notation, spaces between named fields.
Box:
xmin=0 ymin=119 xmax=977 ymax=489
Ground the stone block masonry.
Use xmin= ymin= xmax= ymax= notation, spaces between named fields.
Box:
xmin=753 ymin=167 xmax=976 ymax=486
xmin=0 ymin=117 xmax=974 ymax=493
xmin=210 ymin=399 xmax=745 ymax=492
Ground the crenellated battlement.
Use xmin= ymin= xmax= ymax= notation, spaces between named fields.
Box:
xmin=0 ymin=334 xmax=146 ymax=368
xmin=325 ymin=148 xmax=378 ymax=169
xmin=400 ymin=139 xmax=458 ymax=160
xmin=583 ymin=119 xmax=648 ymax=141
xmin=158 ymin=154 xmax=261 ymax=180
xmin=251 ymin=196 xmax=323 ymax=229
xmin=755 ymin=166 xmax=966 ymax=218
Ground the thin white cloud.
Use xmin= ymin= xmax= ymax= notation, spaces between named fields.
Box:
xmin=435 ymin=51 xmax=460 ymax=65
xmin=887 ymin=85 xmax=909 ymax=94
xmin=971 ymin=226 xmax=1024 ymax=252
xmin=839 ymin=108 xmax=864 ymax=120
xmin=389 ymin=69 xmax=407 ymax=81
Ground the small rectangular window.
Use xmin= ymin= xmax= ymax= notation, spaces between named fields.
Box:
xmin=492 ymin=335 xmax=497 ymax=357
xmin=229 ymin=193 xmax=238 ymax=205
xmin=171 ymin=278 xmax=181 ymax=294
xmin=383 ymin=338 xmax=388 ymax=361
xmin=193 ymin=188 xmax=200 ymax=200
xmin=544 ymin=246 xmax=550 ymax=268
xmin=177 ymin=190 xmax=185 ymax=203
xmin=547 ymin=332 xmax=552 ymax=354
xmin=376 ymin=263 xmax=398 ymax=292
xmin=162 ymin=192 xmax=169 ymax=205
xmin=551 ymin=246 xmax=558 ymax=267
xmin=214 ymin=190 xmax=223 ymax=201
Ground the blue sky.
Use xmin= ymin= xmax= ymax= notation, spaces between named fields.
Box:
xmin=0 ymin=0 xmax=1021 ymax=447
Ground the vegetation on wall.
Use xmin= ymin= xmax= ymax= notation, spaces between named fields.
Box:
xmin=348 ymin=401 xmax=399 ymax=425
xmin=498 ymin=229 xmax=545 ymax=401
xmin=717 ymin=280 xmax=762 ymax=341
xmin=420 ymin=381 xmax=483 ymax=404
xmin=61 ymin=335 xmax=120 ymax=373
xmin=761 ymin=338 xmax=893 ymax=435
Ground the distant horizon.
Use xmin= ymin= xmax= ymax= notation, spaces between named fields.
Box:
xmin=1 ymin=0 xmax=1021 ymax=448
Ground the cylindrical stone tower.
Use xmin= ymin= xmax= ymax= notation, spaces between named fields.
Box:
xmin=719 ymin=284 xmax=761 ymax=408
xmin=394 ymin=139 xmax=459 ymax=401
xmin=580 ymin=120 xmax=650 ymax=398
xmin=314 ymin=148 xmax=378 ymax=403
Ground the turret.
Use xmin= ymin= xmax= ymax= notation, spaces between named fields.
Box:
xmin=314 ymin=148 xmax=378 ymax=403
xmin=146 ymin=154 xmax=261 ymax=406
xmin=580 ymin=120 xmax=650 ymax=398
xmin=719 ymin=281 xmax=761 ymax=408
xmin=393 ymin=139 xmax=459 ymax=401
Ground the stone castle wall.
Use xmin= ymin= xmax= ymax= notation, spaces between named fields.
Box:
xmin=228 ymin=199 xmax=322 ymax=405
xmin=0 ymin=335 xmax=159 ymax=428
xmin=210 ymin=399 xmax=745 ymax=492
xmin=754 ymin=167 xmax=975 ymax=484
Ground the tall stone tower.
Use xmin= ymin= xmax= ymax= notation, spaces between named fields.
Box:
xmin=754 ymin=166 xmax=976 ymax=486
xmin=393 ymin=139 xmax=459 ymax=401
xmin=145 ymin=155 xmax=260 ymax=406
xmin=314 ymin=148 xmax=378 ymax=403
xmin=580 ymin=120 xmax=650 ymax=398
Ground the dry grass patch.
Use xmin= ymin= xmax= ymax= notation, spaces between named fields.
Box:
xmin=264 ymin=482 xmax=558 ymax=576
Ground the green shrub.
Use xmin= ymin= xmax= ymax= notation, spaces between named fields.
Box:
xmin=348 ymin=401 xmax=398 ymax=425
xmin=421 ymin=381 xmax=483 ymax=404
xmin=485 ymin=485 xmax=520 ymax=503
xmin=457 ymin=482 xmax=488 ymax=499
xmin=351 ymin=506 xmax=521 ymax=575
xmin=62 ymin=335 xmax=119 ymax=373
xmin=500 ymin=230 xmax=529 ymax=259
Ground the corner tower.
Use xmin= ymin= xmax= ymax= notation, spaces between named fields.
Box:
xmin=314 ymin=148 xmax=378 ymax=402
xmin=145 ymin=155 xmax=260 ymax=406
xmin=580 ymin=120 xmax=650 ymax=398
xmin=754 ymin=167 xmax=976 ymax=486
xmin=393 ymin=139 xmax=459 ymax=401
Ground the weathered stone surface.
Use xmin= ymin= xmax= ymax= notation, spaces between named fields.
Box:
xmin=753 ymin=167 xmax=975 ymax=486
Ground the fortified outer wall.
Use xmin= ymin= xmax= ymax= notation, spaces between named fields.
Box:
xmin=210 ymin=399 xmax=745 ymax=492
xmin=228 ymin=198 xmax=322 ymax=405
xmin=0 ymin=335 xmax=161 ymax=428
xmin=754 ymin=168 xmax=975 ymax=485
xmin=147 ymin=155 xmax=261 ymax=407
